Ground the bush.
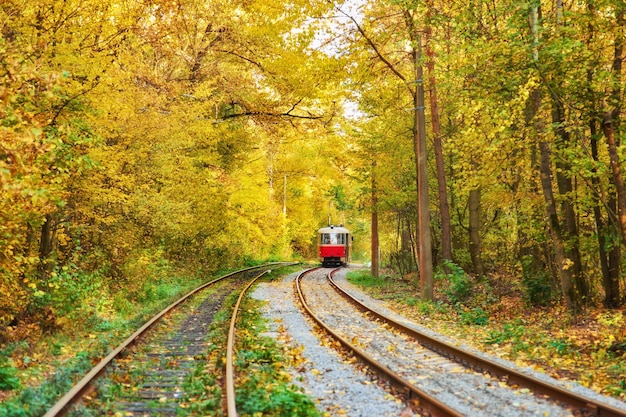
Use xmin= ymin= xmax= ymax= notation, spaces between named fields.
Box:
xmin=0 ymin=361 xmax=20 ymax=391
xmin=440 ymin=261 xmax=472 ymax=304
xmin=521 ymin=256 xmax=553 ymax=306
xmin=460 ymin=307 xmax=489 ymax=326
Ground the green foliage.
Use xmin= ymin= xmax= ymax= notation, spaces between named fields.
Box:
xmin=547 ymin=338 xmax=573 ymax=355
xmin=414 ymin=300 xmax=449 ymax=315
xmin=0 ymin=344 xmax=23 ymax=391
xmin=521 ymin=256 xmax=554 ymax=306
xmin=237 ymin=381 xmax=319 ymax=417
xmin=38 ymin=265 xmax=105 ymax=319
xmin=234 ymin=300 xmax=319 ymax=417
xmin=438 ymin=261 xmax=472 ymax=304
xmin=0 ymin=352 xmax=92 ymax=417
xmin=0 ymin=360 xmax=20 ymax=391
xmin=485 ymin=323 xmax=527 ymax=346
xmin=346 ymin=270 xmax=388 ymax=288
xmin=459 ymin=307 xmax=489 ymax=326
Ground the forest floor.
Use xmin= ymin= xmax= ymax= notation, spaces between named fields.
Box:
xmin=346 ymin=267 xmax=626 ymax=401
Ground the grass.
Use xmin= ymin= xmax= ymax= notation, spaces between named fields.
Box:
xmin=232 ymin=295 xmax=319 ymax=417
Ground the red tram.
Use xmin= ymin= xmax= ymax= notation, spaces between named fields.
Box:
xmin=317 ymin=225 xmax=352 ymax=267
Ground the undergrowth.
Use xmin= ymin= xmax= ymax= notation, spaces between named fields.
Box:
xmin=0 ymin=270 xmax=211 ymax=416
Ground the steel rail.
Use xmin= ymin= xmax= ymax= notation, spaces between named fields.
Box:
xmin=225 ymin=270 xmax=271 ymax=417
xmin=43 ymin=263 xmax=292 ymax=417
xmin=327 ymin=268 xmax=626 ymax=417
xmin=295 ymin=268 xmax=464 ymax=417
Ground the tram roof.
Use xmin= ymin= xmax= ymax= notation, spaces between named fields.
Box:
xmin=318 ymin=225 xmax=350 ymax=234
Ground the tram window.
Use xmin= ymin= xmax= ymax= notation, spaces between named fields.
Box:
xmin=322 ymin=233 xmax=344 ymax=244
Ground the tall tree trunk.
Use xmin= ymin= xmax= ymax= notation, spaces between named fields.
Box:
xmin=591 ymin=121 xmax=621 ymax=307
xmin=412 ymin=34 xmax=433 ymax=299
xmin=603 ymin=8 xmax=626 ymax=246
xmin=538 ymin=141 xmax=576 ymax=311
xmin=345 ymin=6 xmax=433 ymax=297
xmin=604 ymin=119 xmax=626 ymax=243
xmin=371 ymin=161 xmax=379 ymax=278
xmin=468 ymin=188 xmax=484 ymax=276
xmin=529 ymin=4 xmax=576 ymax=312
xmin=550 ymin=0 xmax=587 ymax=304
xmin=38 ymin=213 xmax=55 ymax=280
xmin=586 ymin=1 xmax=621 ymax=309
xmin=551 ymin=97 xmax=588 ymax=303
xmin=425 ymin=0 xmax=452 ymax=264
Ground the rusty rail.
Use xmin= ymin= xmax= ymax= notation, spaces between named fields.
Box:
xmin=295 ymin=268 xmax=464 ymax=417
xmin=225 ymin=270 xmax=270 ymax=417
xmin=43 ymin=263 xmax=293 ymax=417
xmin=327 ymin=268 xmax=626 ymax=417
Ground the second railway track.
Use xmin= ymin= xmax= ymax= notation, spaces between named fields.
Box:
xmin=43 ymin=263 xmax=295 ymax=417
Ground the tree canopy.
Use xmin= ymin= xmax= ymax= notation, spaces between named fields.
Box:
xmin=3 ymin=0 xmax=626 ymax=338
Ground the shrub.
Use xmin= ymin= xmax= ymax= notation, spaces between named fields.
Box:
xmin=441 ymin=261 xmax=472 ymax=304
xmin=460 ymin=307 xmax=489 ymax=326
xmin=0 ymin=360 xmax=20 ymax=391
xmin=521 ymin=256 xmax=553 ymax=306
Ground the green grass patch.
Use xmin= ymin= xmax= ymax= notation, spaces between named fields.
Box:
xmin=346 ymin=270 xmax=390 ymax=288
xmin=180 ymin=273 xmax=319 ymax=417
xmin=234 ymin=297 xmax=319 ymax=417
xmin=0 ymin=352 xmax=93 ymax=417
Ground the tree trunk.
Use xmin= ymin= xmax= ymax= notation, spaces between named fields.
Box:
xmin=348 ymin=8 xmax=433 ymax=296
xmin=425 ymin=0 xmax=452 ymax=264
xmin=603 ymin=8 xmax=626 ymax=246
xmin=468 ymin=188 xmax=484 ymax=276
xmin=550 ymin=0 xmax=587 ymax=305
xmin=529 ymin=4 xmax=575 ymax=312
xmin=538 ymin=141 xmax=576 ymax=311
xmin=586 ymin=1 xmax=621 ymax=308
xmin=591 ymin=121 xmax=621 ymax=307
xmin=551 ymin=97 xmax=588 ymax=304
xmin=371 ymin=161 xmax=379 ymax=278
xmin=38 ymin=213 xmax=56 ymax=280
xmin=412 ymin=35 xmax=433 ymax=300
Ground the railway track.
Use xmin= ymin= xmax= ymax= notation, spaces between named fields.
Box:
xmin=296 ymin=267 xmax=626 ymax=417
xmin=43 ymin=263 xmax=294 ymax=417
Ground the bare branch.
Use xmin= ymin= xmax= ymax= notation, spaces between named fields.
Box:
xmin=335 ymin=6 xmax=410 ymax=89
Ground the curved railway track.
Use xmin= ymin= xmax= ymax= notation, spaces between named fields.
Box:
xmin=43 ymin=263 xmax=293 ymax=417
xmin=296 ymin=267 xmax=626 ymax=417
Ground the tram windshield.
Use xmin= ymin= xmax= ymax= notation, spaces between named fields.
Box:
xmin=321 ymin=233 xmax=345 ymax=245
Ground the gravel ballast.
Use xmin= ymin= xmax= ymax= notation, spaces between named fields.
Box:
xmin=251 ymin=267 xmax=626 ymax=416
xmin=251 ymin=271 xmax=406 ymax=417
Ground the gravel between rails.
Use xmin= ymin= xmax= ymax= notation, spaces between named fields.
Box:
xmin=251 ymin=271 xmax=406 ymax=417
xmin=301 ymin=268 xmax=575 ymax=416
